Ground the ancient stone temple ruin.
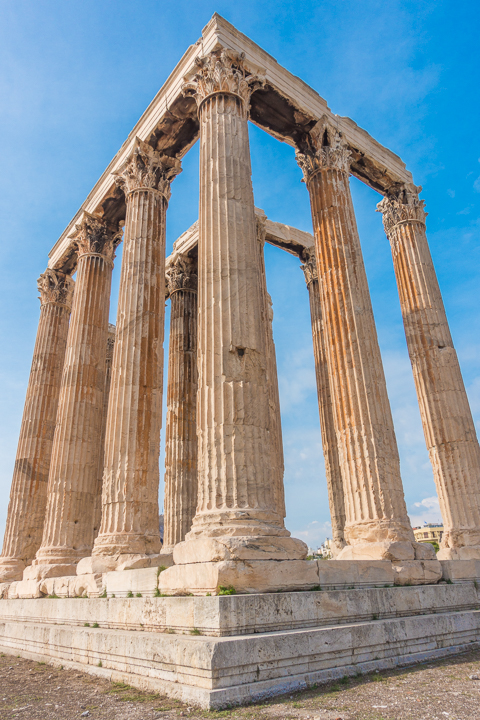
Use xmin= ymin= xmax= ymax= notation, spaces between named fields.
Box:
xmin=0 ymin=14 xmax=479 ymax=709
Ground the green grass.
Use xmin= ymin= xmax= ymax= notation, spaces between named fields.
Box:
xmin=218 ymin=585 xmax=236 ymax=596
xmin=136 ymin=592 xmax=142 ymax=597
xmin=191 ymin=628 xmax=201 ymax=635
xmin=92 ymin=622 xmax=99 ymax=628
xmin=127 ymin=590 xmax=134 ymax=598
xmin=84 ymin=622 xmax=90 ymax=627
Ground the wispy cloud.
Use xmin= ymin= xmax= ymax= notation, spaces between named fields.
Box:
xmin=408 ymin=496 xmax=442 ymax=528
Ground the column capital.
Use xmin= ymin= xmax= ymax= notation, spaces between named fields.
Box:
xmin=300 ymin=247 xmax=318 ymax=287
xmin=37 ymin=268 xmax=75 ymax=309
xmin=377 ymin=184 xmax=427 ymax=236
xmin=182 ymin=49 xmax=264 ymax=115
xmin=71 ymin=212 xmax=122 ymax=266
xmin=113 ymin=138 xmax=182 ymax=201
xmin=296 ymin=116 xmax=351 ymax=182
xmin=166 ymin=254 xmax=198 ymax=296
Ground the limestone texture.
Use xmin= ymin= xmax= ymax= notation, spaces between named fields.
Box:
xmin=378 ymin=186 xmax=480 ymax=560
xmin=296 ymin=118 xmax=424 ymax=569
xmin=161 ymin=254 xmax=198 ymax=557
xmin=0 ymin=270 xmax=74 ymax=581
xmin=161 ymin=49 xmax=306 ymax=593
xmin=28 ymin=214 xmax=118 ymax=579
xmin=91 ymin=139 xmax=181 ymax=570
xmin=301 ymin=248 xmax=346 ymax=556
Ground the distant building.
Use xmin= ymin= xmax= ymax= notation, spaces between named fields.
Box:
xmin=413 ymin=523 xmax=444 ymax=547
xmin=318 ymin=538 xmax=333 ymax=559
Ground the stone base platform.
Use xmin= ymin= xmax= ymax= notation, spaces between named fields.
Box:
xmin=0 ymin=584 xmax=479 ymax=708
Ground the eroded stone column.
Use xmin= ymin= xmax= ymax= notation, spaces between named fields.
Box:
xmin=296 ymin=118 xmax=439 ymax=578
xmin=0 ymin=270 xmax=74 ymax=581
xmin=87 ymin=139 xmax=181 ymax=572
xmin=256 ymin=213 xmax=285 ymax=519
xmin=162 ymin=50 xmax=306 ymax=594
xmin=92 ymin=324 xmax=116 ymax=542
xmin=378 ymin=186 xmax=480 ymax=560
xmin=161 ymin=254 xmax=198 ymax=560
xmin=25 ymin=214 xmax=118 ymax=580
xmin=300 ymin=248 xmax=346 ymax=556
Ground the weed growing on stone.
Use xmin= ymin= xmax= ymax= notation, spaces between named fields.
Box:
xmin=127 ymin=590 xmax=134 ymax=597
xmin=218 ymin=585 xmax=236 ymax=595
xmin=92 ymin=622 xmax=99 ymax=628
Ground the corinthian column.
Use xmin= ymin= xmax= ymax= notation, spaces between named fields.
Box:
xmin=88 ymin=139 xmax=181 ymax=572
xmin=300 ymin=248 xmax=346 ymax=556
xmin=378 ymin=187 xmax=480 ymax=560
xmin=25 ymin=214 xmax=118 ymax=580
xmin=161 ymin=254 xmax=198 ymax=560
xmin=92 ymin=324 xmax=116 ymax=542
xmin=0 ymin=270 xmax=74 ymax=581
xmin=161 ymin=50 xmax=306 ymax=595
xmin=296 ymin=118 xmax=434 ymax=569
xmin=256 ymin=213 xmax=285 ymax=519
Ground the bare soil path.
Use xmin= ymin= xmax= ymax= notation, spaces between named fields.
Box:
xmin=1 ymin=649 xmax=479 ymax=719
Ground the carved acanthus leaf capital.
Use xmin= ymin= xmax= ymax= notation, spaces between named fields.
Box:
xmin=113 ymin=138 xmax=182 ymax=201
xmin=37 ymin=268 xmax=75 ymax=309
xmin=182 ymin=49 xmax=264 ymax=114
xmin=300 ymin=247 xmax=318 ymax=287
xmin=376 ymin=184 xmax=427 ymax=236
xmin=166 ymin=254 xmax=198 ymax=296
xmin=296 ymin=116 xmax=351 ymax=182
xmin=71 ymin=212 xmax=122 ymax=265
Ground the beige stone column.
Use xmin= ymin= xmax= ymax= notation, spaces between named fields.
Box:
xmin=255 ymin=213 xmax=285 ymax=519
xmin=300 ymin=248 xmax=346 ymax=556
xmin=162 ymin=50 xmax=306 ymax=593
xmin=25 ymin=214 xmax=118 ymax=580
xmin=92 ymin=324 xmax=116 ymax=542
xmin=378 ymin=186 xmax=480 ymax=560
xmin=161 ymin=254 xmax=198 ymax=560
xmin=0 ymin=270 xmax=74 ymax=582
xmin=88 ymin=138 xmax=181 ymax=572
xmin=296 ymin=118 xmax=437 ymax=572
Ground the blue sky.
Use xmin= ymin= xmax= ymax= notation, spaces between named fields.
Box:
xmin=0 ymin=0 xmax=479 ymax=549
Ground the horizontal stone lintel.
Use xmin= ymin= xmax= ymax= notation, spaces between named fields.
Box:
xmin=48 ymin=14 xmax=412 ymax=274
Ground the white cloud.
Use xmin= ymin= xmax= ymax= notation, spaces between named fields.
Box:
xmin=447 ymin=189 xmax=455 ymax=198
xmin=291 ymin=520 xmax=332 ymax=549
xmin=473 ymin=176 xmax=480 ymax=193
xmin=408 ymin=495 xmax=443 ymax=528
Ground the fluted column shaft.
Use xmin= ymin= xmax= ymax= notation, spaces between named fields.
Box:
xmin=379 ymin=188 xmax=480 ymax=558
xmin=162 ymin=256 xmax=198 ymax=554
xmin=31 ymin=215 xmax=116 ymax=576
xmin=297 ymin=128 xmax=415 ymax=554
xmin=0 ymin=270 xmax=74 ymax=581
xmin=301 ymin=250 xmax=346 ymax=554
xmin=92 ymin=140 xmax=181 ymax=565
xmin=256 ymin=215 xmax=285 ymax=518
xmin=173 ymin=50 xmax=305 ymax=566
xmin=92 ymin=324 xmax=116 ymax=541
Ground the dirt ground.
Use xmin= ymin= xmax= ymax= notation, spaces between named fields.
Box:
xmin=1 ymin=649 xmax=479 ymax=720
